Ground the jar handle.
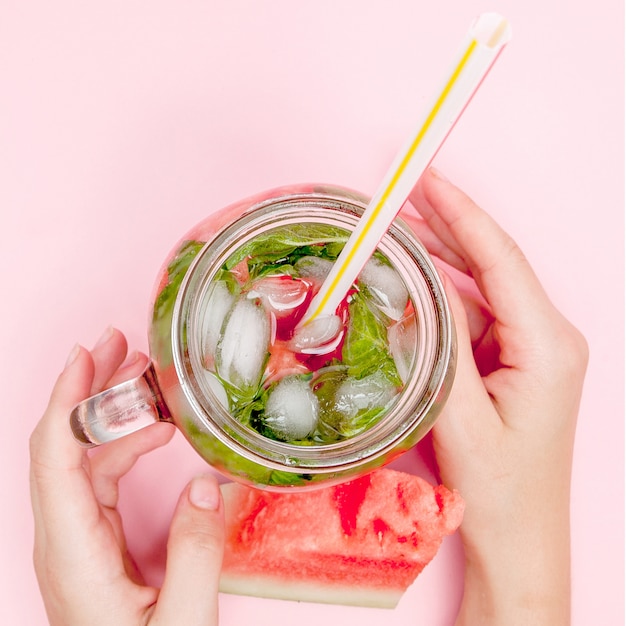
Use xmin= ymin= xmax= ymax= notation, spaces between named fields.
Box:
xmin=70 ymin=362 xmax=173 ymax=447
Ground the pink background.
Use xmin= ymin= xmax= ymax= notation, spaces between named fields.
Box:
xmin=1 ymin=2 xmax=623 ymax=624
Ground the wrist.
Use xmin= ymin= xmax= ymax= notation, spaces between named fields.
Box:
xmin=456 ymin=514 xmax=571 ymax=626
xmin=457 ymin=558 xmax=571 ymax=626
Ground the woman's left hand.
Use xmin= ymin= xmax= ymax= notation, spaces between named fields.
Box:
xmin=30 ymin=327 xmax=225 ymax=626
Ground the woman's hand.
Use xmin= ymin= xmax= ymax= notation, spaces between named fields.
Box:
xmin=30 ymin=327 xmax=225 ymax=625
xmin=407 ymin=168 xmax=588 ymax=625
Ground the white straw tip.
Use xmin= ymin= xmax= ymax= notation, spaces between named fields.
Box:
xmin=471 ymin=13 xmax=512 ymax=48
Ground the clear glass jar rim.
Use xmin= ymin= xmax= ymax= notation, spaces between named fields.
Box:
xmin=172 ymin=187 xmax=455 ymax=473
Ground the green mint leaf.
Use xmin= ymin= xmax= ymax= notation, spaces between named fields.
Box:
xmin=153 ymin=240 xmax=205 ymax=324
xmin=312 ymin=366 xmax=398 ymax=441
xmin=268 ymin=470 xmax=313 ymax=486
xmin=224 ymin=224 xmax=348 ymax=277
xmin=214 ymin=268 xmax=243 ymax=295
xmin=151 ymin=240 xmax=205 ymax=366
xmin=342 ymin=291 xmax=402 ymax=386
xmin=334 ymin=404 xmax=388 ymax=439
xmin=218 ymin=375 xmax=268 ymax=426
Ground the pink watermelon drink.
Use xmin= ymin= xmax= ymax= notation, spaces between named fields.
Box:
xmin=149 ymin=185 xmax=455 ymax=489
xmin=199 ymin=222 xmax=414 ymax=446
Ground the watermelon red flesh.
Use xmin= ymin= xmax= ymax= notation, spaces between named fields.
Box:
xmin=219 ymin=468 xmax=464 ymax=608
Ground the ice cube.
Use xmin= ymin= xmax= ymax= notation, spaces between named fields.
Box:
xmin=289 ymin=314 xmax=343 ymax=354
xmin=200 ymin=280 xmax=237 ymax=364
xmin=216 ymin=297 xmax=270 ymax=390
xmin=334 ymin=370 xmax=398 ymax=420
xmin=294 ymin=256 xmax=334 ymax=284
xmin=248 ymin=275 xmax=310 ymax=312
xmin=200 ymin=370 xmax=230 ymax=409
xmin=264 ymin=376 xmax=319 ymax=440
xmin=387 ymin=312 xmax=418 ymax=384
xmin=358 ymin=257 xmax=408 ymax=320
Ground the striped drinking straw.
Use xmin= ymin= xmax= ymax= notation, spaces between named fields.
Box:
xmin=300 ymin=12 xmax=512 ymax=325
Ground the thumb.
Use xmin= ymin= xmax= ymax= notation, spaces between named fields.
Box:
xmin=432 ymin=270 xmax=500 ymax=453
xmin=152 ymin=474 xmax=225 ymax=625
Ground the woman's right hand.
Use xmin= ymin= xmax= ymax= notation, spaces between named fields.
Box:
xmin=408 ymin=168 xmax=588 ymax=625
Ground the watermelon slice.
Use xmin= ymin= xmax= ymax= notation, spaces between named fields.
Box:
xmin=219 ymin=468 xmax=464 ymax=608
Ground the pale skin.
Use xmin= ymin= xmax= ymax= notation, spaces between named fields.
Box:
xmin=407 ymin=168 xmax=588 ymax=624
xmin=30 ymin=168 xmax=588 ymax=625
xmin=29 ymin=335 xmax=225 ymax=625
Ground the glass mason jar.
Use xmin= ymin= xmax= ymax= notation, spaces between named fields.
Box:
xmin=71 ymin=184 xmax=456 ymax=491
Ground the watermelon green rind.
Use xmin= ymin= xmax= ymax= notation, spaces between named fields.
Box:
xmin=219 ymin=571 xmax=405 ymax=609
xmin=219 ymin=468 xmax=464 ymax=609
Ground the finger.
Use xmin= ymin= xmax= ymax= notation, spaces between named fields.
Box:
xmin=89 ymin=327 xmax=129 ymax=394
xmin=398 ymin=207 xmax=468 ymax=272
xmin=105 ymin=349 xmax=146 ymax=387
xmin=432 ymin=271 xmax=501 ymax=451
xmin=92 ymin=424 xmax=173 ymax=583
xmin=413 ymin=168 xmax=556 ymax=340
xmin=89 ymin=422 xmax=175 ymax=508
xmin=31 ymin=345 xmax=95 ymax=473
xmin=472 ymin=322 xmax=502 ymax=378
xmin=30 ymin=347 xmax=104 ymax=559
xmin=457 ymin=285 xmax=495 ymax=349
xmin=401 ymin=202 xmax=495 ymax=347
xmin=29 ymin=339 xmax=140 ymax=539
xmin=408 ymin=173 xmax=469 ymax=266
xmin=151 ymin=474 xmax=224 ymax=625
xmin=88 ymin=350 xmax=176 ymax=507
xmin=31 ymin=328 xmax=136 ymax=498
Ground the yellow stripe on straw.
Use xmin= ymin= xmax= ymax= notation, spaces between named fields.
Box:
xmin=300 ymin=14 xmax=511 ymax=326
xmin=306 ymin=38 xmax=479 ymax=323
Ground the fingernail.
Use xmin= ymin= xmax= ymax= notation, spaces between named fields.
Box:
xmin=429 ymin=166 xmax=449 ymax=181
xmin=94 ymin=326 xmax=114 ymax=348
xmin=189 ymin=475 xmax=220 ymax=511
xmin=65 ymin=343 xmax=81 ymax=368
